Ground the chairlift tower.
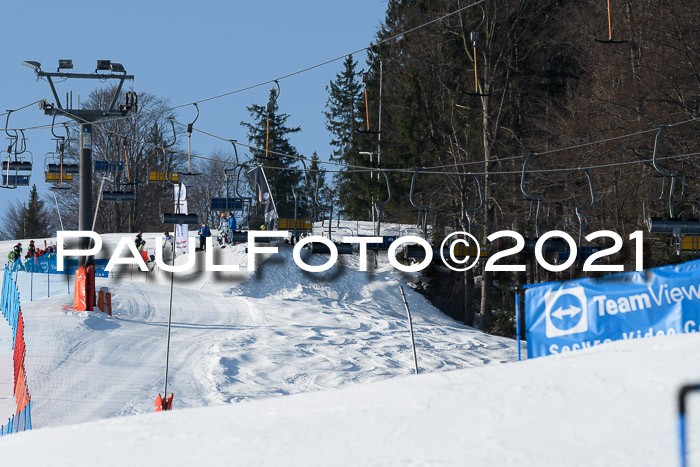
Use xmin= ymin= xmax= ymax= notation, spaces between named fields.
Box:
xmin=22 ymin=59 xmax=136 ymax=267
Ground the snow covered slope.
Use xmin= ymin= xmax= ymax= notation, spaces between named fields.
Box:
xmin=3 ymin=229 xmax=697 ymax=465
xmin=2 ymin=234 xmax=517 ymax=429
xmin=1 ymin=333 xmax=698 ymax=466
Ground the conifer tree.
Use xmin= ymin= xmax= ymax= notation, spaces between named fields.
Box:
xmin=1 ymin=184 xmax=52 ymax=240
xmin=324 ymin=54 xmax=374 ymax=219
xmin=24 ymin=185 xmax=50 ymax=238
xmin=241 ymin=88 xmax=302 ymax=219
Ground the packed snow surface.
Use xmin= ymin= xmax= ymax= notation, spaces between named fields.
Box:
xmin=1 ymin=229 xmax=699 ymax=465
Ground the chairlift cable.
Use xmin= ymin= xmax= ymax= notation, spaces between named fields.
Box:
xmin=0 ymin=100 xmax=44 ymax=119
xmin=164 ymin=0 xmax=488 ymax=111
xmin=49 ymin=102 xmax=700 ymax=180
xmin=421 ymin=117 xmax=700 ymax=170
xmin=466 ymin=6 xmax=491 ymax=97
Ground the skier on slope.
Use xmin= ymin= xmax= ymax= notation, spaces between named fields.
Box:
xmin=218 ymin=213 xmax=229 ymax=245
xmin=24 ymin=240 xmax=38 ymax=272
xmin=163 ymin=232 xmax=174 ymax=248
xmin=25 ymin=240 xmax=36 ymax=259
xmin=135 ymin=231 xmax=146 ymax=252
xmin=197 ymin=222 xmax=211 ymax=251
xmin=162 ymin=232 xmax=174 ymax=262
xmin=8 ymin=243 xmax=25 ymax=271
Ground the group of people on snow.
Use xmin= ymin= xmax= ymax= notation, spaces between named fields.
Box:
xmin=216 ymin=212 xmax=240 ymax=246
xmin=7 ymin=215 xmax=243 ymax=271
xmin=6 ymin=240 xmax=58 ymax=272
xmin=131 ymin=214 xmax=240 ymax=256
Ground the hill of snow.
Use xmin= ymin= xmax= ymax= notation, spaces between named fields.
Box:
xmin=2 ymin=228 xmax=699 ymax=465
xmin=1 ymin=333 xmax=699 ymax=466
xmin=1 ymin=231 xmax=516 ymax=429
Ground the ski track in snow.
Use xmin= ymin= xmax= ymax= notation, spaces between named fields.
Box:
xmin=2 ymin=228 xmax=700 ymax=465
xmin=1 ymin=232 xmax=516 ymax=429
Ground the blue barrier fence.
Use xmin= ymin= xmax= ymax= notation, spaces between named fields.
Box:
xmin=4 ymin=255 xmax=117 ymax=305
xmin=1 ymin=267 xmax=21 ymax=346
xmin=12 ymin=254 xmax=110 ymax=277
xmin=0 ymin=402 xmax=32 ymax=435
xmin=0 ymin=264 xmax=33 ymax=436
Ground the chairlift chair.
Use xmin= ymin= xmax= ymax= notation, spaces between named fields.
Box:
xmin=2 ymin=113 xmax=32 ymax=172
xmin=676 ymin=235 xmax=700 ymax=256
xmin=43 ymin=152 xmax=71 ymax=190
xmin=355 ymin=70 xmax=382 ymax=134
xmin=520 ymin=153 xmax=568 ymax=253
xmin=572 ymin=169 xmax=596 ymax=264
xmin=373 ymin=171 xmax=393 ymax=240
xmin=154 ymin=154 xmax=194 ymax=227
xmin=102 ymin=190 xmax=136 ymax=202
xmin=307 ymin=241 xmax=353 ymax=255
xmin=261 ymin=81 xmax=282 ymax=161
xmin=467 ymin=7 xmax=492 ymax=98
xmin=100 ymin=133 xmax=134 ymax=202
xmin=148 ymin=149 xmax=180 ymax=185
xmin=645 ymin=125 xmax=700 ymax=236
xmin=2 ymin=151 xmax=32 ymax=189
xmin=2 ymin=110 xmax=32 ymax=189
xmin=594 ymin=0 xmax=628 ymax=44
xmin=46 ymin=117 xmax=76 ymax=191
xmin=313 ymin=171 xmax=335 ymax=239
xmin=409 ymin=169 xmax=431 ymax=240
xmin=460 ymin=173 xmax=483 ymax=235
xmin=162 ymin=213 xmax=199 ymax=224
xmin=180 ymin=103 xmax=201 ymax=177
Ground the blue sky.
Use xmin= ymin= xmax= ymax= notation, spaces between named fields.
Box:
xmin=1 ymin=0 xmax=387 ymax=211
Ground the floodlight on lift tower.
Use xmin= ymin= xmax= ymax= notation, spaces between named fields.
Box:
xmin=21 ymin=61 xmax=41 ymax=71
xmin=58 ymin=59 xmax=73 ymax=71
xmin=96 ymin=60 xmax=111 ymax=71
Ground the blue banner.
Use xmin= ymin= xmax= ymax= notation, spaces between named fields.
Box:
xmin=524 ymin=259 xmax=700 ymax=358
xmin=26 ymin=255 xmax=109 ymax=277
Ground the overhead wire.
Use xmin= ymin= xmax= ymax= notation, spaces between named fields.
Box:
xmin=136 ymin=104 xmax=371 ymax=171
xmin=403 ymin=151 xmax=700 ymax=177
xmin=0 ymin=100 xmax=44 ymax=119
xmin=49 ymin=100 xmax=700 ymax=182
xmin=89 ymin=117 xmax=700 ymax=179
xmin=9 ymin=98 xmax=700 ymax=183
xmin=4 ymin=0 xmax=698 ymax=187
xmin=419 ymin=117 xmax=700 ymax=170
xmin=165 ymin=0 xmax=488 ymax=111
xmin=138 ymin=102 xmax=700 ymax=176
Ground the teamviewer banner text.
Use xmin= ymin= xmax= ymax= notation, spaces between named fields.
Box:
xmin=524 ymin=259 xmax=700 ymax=358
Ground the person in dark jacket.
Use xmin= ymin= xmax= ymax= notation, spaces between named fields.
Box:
xmin=134 ymin=231 xmax=146 ymax=251
xmin=8 ymin=243 xmax=24 ymax=271
xmin=197 ymin=223 xmax=211 ymax=250
xmin=25 ymin=240 xmax=36 ymax=259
